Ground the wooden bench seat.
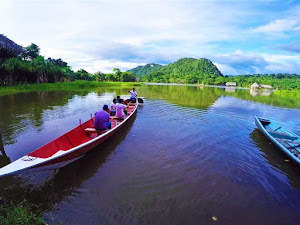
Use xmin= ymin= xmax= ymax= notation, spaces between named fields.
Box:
xmin=84 ymin=128 xmax=108 ymax=134
xmin=110 ymin=116 xmax=124 ymax=120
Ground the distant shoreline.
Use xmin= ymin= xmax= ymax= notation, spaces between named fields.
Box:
xmin=143 ymin=82 xmax=249 ymax=90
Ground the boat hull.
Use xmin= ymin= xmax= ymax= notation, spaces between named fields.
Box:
xmin=255 ymin=116 xmax=300 ymax=165
xmin=0 ymin=102 xmax=138 ymax=177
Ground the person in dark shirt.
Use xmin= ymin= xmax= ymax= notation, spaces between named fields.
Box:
xmin=94 ymin=105 xmax=111 ymax=130
xmin=116 ymin=96 xmax=121 ymax=103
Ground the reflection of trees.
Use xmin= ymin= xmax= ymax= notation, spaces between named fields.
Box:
xmin=0 ymin=114 xmax=136 ymax=216
xmin=250 ymin=129 xmax=300 ymax=190
xmin=0 ymin=92 xmax=78 ymax=145
xmin=138 ymin=85 xmax=222 ymax=109
xmin=140 ymin=84 xmax=300 ymax=109
xmin=225 ymin=89 xmax=300 ymax=109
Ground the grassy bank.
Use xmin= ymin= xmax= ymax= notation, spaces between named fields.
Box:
xmin=0 ymin=80 xmax=141 ymax=96
xmin=0 ymin=201 xmax=45 ymax=225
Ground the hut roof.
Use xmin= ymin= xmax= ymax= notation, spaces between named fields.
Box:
xmin=226 ymin=82 xmax=237 ymax=86
xmin=259 ymin=84 xmax=272 ymax=89
xmin=0 ymin=34 xmax=24 ymax=58
xmin=251 ymin=82 xmax=260 ymax=88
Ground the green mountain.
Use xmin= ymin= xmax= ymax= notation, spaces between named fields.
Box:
xmin=141 ymin=58 xmax=223 ymax=84
xmin=127 ymin=63 xmax=163 ymax=78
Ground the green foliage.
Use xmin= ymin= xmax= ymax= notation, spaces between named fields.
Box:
xmin=139 ymin=58 xmax=300 ymax=90
xmin=224 ymin=74 xmax=300 ymax=90
xmin=0 ymin=202 xmax=45 ymax=225
xmin=121 ymin=71 xmax=136 ymax=82
xmin=0 ymin=80 xmax=140 ymax=96
xmin=127 ymin=63 xmax=163 ymax=78
xmin=141 ymin=58 xmax=223 ymax=84
xmin=113 ymin=68 xmax=122 ymax=81
xmin=20 ymin=43 xmax=40 ymax=60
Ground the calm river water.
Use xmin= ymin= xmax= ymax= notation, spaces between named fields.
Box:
xmin=0 ymin=84 xmax=300 ymax=225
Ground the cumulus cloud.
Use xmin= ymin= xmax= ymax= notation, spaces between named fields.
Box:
xmin=0 ymin=0 xmax=300 ymax=74
xmin=253 ymin=18 xmax=300 ymax=33
xmin=277 ymin=40 xmax=300 ymax=53
xmin=211 ymin=51 xmax=300 ymax=75
xmin=251 ymin=5 xmax=300 ymax=35
xmin=211 ymin=50 xmax=269 ymax=74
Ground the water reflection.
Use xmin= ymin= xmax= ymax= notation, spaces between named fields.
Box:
xmin=138 ymin=85 xmax=221 ymax=109
xmin=0 ymin=92 xmax=75 ymax=145
xmin=0 ymin=132 xmax=10 ymax=167
xmin=0 ymin=114 xmax=136 ymax=216
xmin=250 ymin=89 xmax=273 ymax=97
xmin=225 ymin=87 xmax=236 ymax=93
xmin=250 ymin=129 xmax=300 ymax=190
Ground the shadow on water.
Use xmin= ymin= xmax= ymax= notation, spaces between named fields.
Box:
xmin=0 ymin=113 xmax=137 ymax=214
xmin=250 ymin=129 xmax=300 ymax=190
xmin=0 ymin=132 xmax=11 ymax=167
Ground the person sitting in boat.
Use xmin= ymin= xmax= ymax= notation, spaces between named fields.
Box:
xmin=94 ymin=105 xmax=111 ymax=130
xmin=110 ymin=99 xmax=117 ymax=116
xmin=116 ymin=96 xmax=121 ymax=103
xmin=116 ymin=99 xmax=127 ymax=118
xmin=128 ymin=88 xmax=137 ymax=102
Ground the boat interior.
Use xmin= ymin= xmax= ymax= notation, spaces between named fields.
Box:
xmin=28 ymin=103 xmax=137 ymax=159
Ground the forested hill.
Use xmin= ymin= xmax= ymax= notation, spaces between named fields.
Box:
xmin=127 ymin=63 xmax=163 ymax=78
xmin=141 ymin=58 xmax=223 ymax=83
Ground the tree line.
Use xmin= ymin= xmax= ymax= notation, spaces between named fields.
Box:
xmin=138 ymin=58 xmax=300 ymax=90
xmin=0 ymin=35 xmax=136 ymax=86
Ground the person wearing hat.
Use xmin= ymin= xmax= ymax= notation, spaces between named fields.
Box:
xmin=94 ymin=104 xmax=111 ymax=130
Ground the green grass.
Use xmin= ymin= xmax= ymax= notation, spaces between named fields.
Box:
xmin=0 ymin=80 xmax=141 ymax=96
xmin=0 ymin=202 xmax=45 ymax=225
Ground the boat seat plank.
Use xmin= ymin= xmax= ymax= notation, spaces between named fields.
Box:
xmin=110 ymin=116 xmax=124 ymax=120
xmin=84 ymin=128 xmax=108 ymax=134
xmin=268 ymin=130 xmax=298 ymax=141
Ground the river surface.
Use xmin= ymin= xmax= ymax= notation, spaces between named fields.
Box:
xmin=0 ymin=84 xmax=300 ymax=225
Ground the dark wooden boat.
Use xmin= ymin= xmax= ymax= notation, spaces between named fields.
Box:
xmin=0 ymin=102 xmax=138 ymax=177
xmin=255 ymin=116 xmax=300 ymax=164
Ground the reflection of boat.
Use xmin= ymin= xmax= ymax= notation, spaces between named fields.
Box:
xmin=0 ymin=102 xmax=138 ymax=177
xmin=255 ymin=116 xmax=300 ymax=165
xmin=0 ymin=116 xmax=136 ymax=214
xmin=250 ymin=129 xmax=300 ymax=190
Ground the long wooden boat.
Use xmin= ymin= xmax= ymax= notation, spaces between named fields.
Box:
xmin=255 ymin=116 xmax=300 ymax=164
xmin=0 ymin=101 xmax=138 ymax=177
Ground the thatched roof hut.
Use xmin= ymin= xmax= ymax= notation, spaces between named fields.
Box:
xmin=250 ymin=82 xmax=260 ymax=89
xmin=226 ymin=82 xmax=237 ymax=87
xmin=0 ymin=34 xmax=24 ymax=58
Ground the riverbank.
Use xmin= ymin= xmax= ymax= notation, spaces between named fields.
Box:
xmin=0 ymin=201 xmax=45 ymax=225
xmin=143 ymin=82 xmax=249 ymax=90
xmin=0 ymin=80 xmax=140 ymax=96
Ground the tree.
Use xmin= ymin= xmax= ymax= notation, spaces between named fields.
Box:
xmin=21 ymin=43 xmax=40 ymax=60
xmin=113 ymin=68 xmax=121 ymax=82
xmin=46 ymin=57 xmax=68 ymax=67
xmin=2 ymin=58 xmax=19 ymax=85
xmin=121 ymin=72 xmax=136 ymax=82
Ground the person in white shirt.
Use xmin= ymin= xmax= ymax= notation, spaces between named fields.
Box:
xmin=110 ymin=99 xmax=117 ymax=116
xmin=129 ymin=88 xmax=137 ymax=102
xmin=116 ymin=99 xmax=127 ymax=118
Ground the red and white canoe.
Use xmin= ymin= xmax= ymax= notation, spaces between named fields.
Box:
xmin=0 ymin=101 xmax=138 ymax=177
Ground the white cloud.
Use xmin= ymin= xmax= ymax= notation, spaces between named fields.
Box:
xmin=252 ymin=5 xmax=300 ymax=35
xmin=0 ymin=0 xmax=300 ymax=74
xmin=212 ymin=51 xmax=300 ymax=75
xmin=253 ymin=18 xmax=300 ymax=33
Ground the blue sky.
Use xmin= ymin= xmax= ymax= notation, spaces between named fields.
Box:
xmin=1 ymin=0 xmax=300 ymax=75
